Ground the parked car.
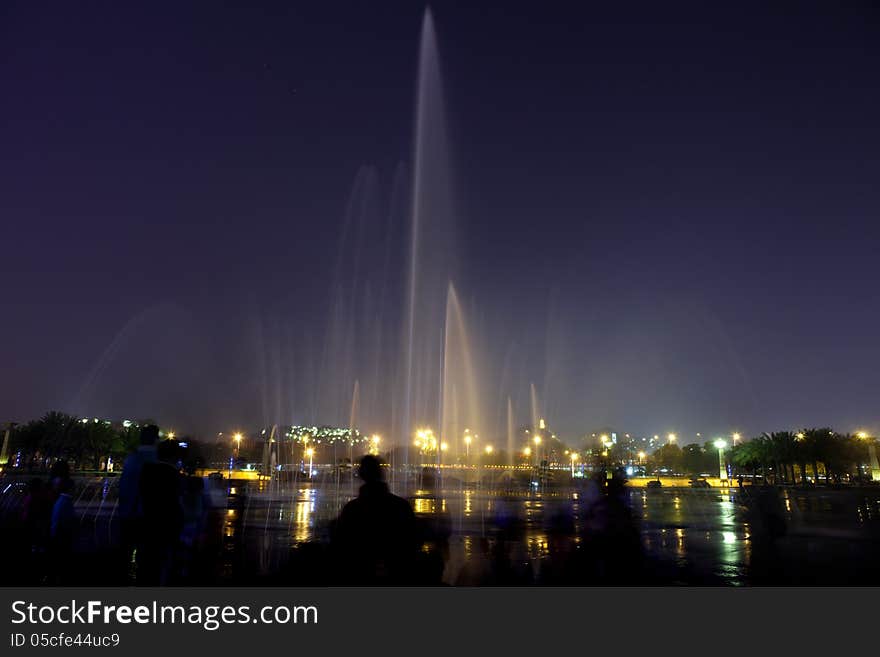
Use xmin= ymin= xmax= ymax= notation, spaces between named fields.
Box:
xmin=689 ymin=478 xmax=710 ymax=488
xmin=646 ymin=480 xmax=662 ymax=489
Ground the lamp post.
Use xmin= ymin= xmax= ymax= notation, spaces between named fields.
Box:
xmin=857 ymin=432 xmax=880 ymax=482
xmin=570 ymin=452 xmax=578 ymax=477
xmin=228 ymin=432 xmax=242 ymax=478
xmin=305 ymin=447 xmax=314 ymax=479
xmin=714 ymin=439 xmax=728 ymax=483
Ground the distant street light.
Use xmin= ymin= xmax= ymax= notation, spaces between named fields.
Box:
xmin=570 ymin=452 xmax=579 ymax=477
xmin=857 ymin=431 xmax=880 ymax=481
xmin=305 ymin=447 xmax=315 ymax=478
xmin=714 ymin=439 xmax=728 ymax=482
xmin=667 ymin=433 xmax=677 ymax=445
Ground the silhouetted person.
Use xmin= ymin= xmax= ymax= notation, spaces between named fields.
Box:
xmin=48 ymin=466 xmax=76 ymax=584
xmin=117 ymin=424 xmax=158 ymax=581
xmin=21 ymin=477 xmax=52 ymax=582
xmin=179 ymin=474 xmax=207 ymax=581
xmin=334 ymin=455 xmax=419 ymax=584
xmin=22 ymin=478 xmax=51 ymax=549
xmin=48 ymin=460 xmax=70 ymax=503
xmin=137 ymin=439 xmax=184 ymax=585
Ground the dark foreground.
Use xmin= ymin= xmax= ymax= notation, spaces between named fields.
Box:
xmin=2 ymin=475 xmax=879 ymax=586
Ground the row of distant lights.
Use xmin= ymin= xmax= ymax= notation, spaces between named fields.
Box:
xmin=80 ymin=418 xmax=176 ymax=437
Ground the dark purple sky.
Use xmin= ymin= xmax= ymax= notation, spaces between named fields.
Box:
xmin=2 ymin=1 xmax=879 ymax=443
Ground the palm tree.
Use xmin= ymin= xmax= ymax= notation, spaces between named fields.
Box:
xmin=799 ymin=428 xmax=833 ymax=484
xmin=765 ymin=431 xmax=798 ymax=484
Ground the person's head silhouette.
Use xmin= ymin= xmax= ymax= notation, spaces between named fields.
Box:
xmin=357 ymin=455 xmax=383 ymax=485
xmin=140 ymin=424 xmax=159 ymax=446
xmin=156 ymin=439 xmax=179 ymax=465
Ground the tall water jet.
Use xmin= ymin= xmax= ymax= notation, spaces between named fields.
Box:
xmin=401 ymin=7 xmax=457 ymax=482
xmin=441 ymin=284 xmax=483 ymax=462
xmin=349 ymin=379 xmax=360 ymax=495
xmin=506 ymin=397 xmax=515 ymax=467
xmin=530 ymin=382 xmax=542 ymax=432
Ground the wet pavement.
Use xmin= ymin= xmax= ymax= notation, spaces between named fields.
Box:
xmin=3 ymin=475 xmax=880 ymax=585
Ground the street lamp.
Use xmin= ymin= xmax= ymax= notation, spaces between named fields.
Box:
xmin=229 ymin=432 xmax=243 ymax=477
xmin=570 ymin=452 xmax=579 ymax=477
xmin=370 ymin=435 xmax=380 ymax=455
xmin=305 ymin=447 xmax=315 ymax=479
xmin=714 ymin=439 xmax=728 ymax=482
xmin=732 ymin=432 xmax=741 ymax=446
xmin=857 ymin=431 xmax=880 ymax=482
xmin=667 ymin=433 xmax=677 ymax=445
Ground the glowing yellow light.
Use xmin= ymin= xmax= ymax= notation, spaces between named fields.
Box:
xmin=464 ymin=435 xmax=472 ymax=445
xmin=371 ymin=435 xmax=380 ymax=444
xmin=570 ymin=452 xmax=579 ymax=461
xmin=485 ymin=445 xmax=494 ymax=455
xmin=305 ymin=448 xmax=314 ymax=457
xmin=714 ymin=439 xmax=727 ymax=450
xmin=638 ymin=451 xmax=646 ymax=460
xmin=233 ymin=432 xmax=243 ymax=443
xmin=523 ymin=447 xmax=531 ymax=456
xmin=533 ymin=436 xmax=541 ymax=445
xmin=857 ymin=431 xmax=868 ymax=439
xmin=667 ymin=433 xmax=676 ymax=443
xmin=167 ymin=431 xmax=175 ymax=440
xmin=440 ymin=442 xmax=448 ymax=451
xmin=539 ymin=418 xmax=546 ymax=430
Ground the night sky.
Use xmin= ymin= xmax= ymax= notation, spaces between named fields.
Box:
xmin=3 ymin=1 xmax=879 ymax=443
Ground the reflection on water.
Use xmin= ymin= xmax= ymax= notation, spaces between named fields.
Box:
xmin=173 ymin=482 xmax=880 ymax=585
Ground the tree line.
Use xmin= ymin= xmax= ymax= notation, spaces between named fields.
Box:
xmin=646 ymin=428 xmax=876 ymax=484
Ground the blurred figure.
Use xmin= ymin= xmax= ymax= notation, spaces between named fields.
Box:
xmin=117 ymin=424 xmax=158 ymax=582
xmin=179 ymin=474 xmax=207 ymax=581
xmin=137 ymin=439 xmax=184 ymax=585
xmin=21 ymin=477 xmax=52 ymax=582
xmin=47 ymin=464 xmax=76 ymax=584
xmin=48 ymin=460 xmax=70 ymax=501
xmin=333 ymin=455 xmax=419 ymax=584
xmin=21 ymin=478 xmax=51 ymax=549
xmin=742 ymin=485 xmax=787 ymax=582
xmin=575 ymin=468 xmax=643 ymax=584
